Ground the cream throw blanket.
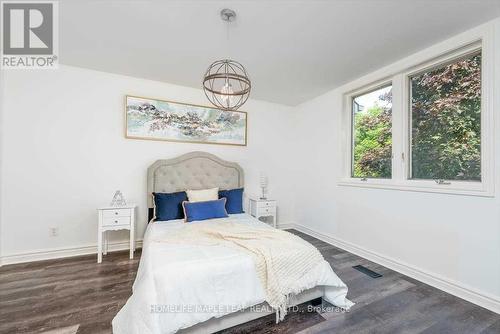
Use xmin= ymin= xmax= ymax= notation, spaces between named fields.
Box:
xmin=159 ymin=220 xmax=325 ymax=321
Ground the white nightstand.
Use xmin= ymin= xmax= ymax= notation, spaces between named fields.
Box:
xmin=249 ymin=198 xmax=277 ymax=228
xmin=97 ymin=204 xmax=136 ymax=263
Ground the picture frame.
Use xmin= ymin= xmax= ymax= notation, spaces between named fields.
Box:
xmin=125 ymin=95 xmax=247 ymax=146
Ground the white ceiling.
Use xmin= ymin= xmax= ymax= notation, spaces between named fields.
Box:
xmin=59 ymin=0 xmax=500 ymax=106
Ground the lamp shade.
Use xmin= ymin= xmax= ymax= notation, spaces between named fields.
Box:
xmin=260 ymin=174 xmax=268 ymax=188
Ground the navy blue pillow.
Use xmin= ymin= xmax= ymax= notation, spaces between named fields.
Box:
xmin=153 ymin=191 xmax=187 ymax=221
xmin=219 ymin=188 xmax=244 ymax=214
xmin=183 ymin=198 xmax=228 ymax=222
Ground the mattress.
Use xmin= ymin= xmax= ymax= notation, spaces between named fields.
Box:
xmin=112 ymin=214 xmax=352 ymax=334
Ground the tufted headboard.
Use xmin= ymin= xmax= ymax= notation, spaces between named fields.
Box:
xmin=147 ymin=151 xmax=244 ymax=221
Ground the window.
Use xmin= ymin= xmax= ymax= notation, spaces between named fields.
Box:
xmin=352 ymin=85 xmax=392 ymax=178
xmin=341 ymin=39 xmax=492 ymax=196
xmin=410 ymin=52 xmax=481 ymax=181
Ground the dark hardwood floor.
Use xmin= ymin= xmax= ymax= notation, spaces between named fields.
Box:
xmin=1 ymin=230 xmax=499 ymax=334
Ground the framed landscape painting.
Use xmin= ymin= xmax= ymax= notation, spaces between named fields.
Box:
xmin=125 ymin=95 xmax=247 ymax=146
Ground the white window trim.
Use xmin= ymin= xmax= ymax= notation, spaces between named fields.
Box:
xmin=339 ymin=25 xmax=495 ymax=197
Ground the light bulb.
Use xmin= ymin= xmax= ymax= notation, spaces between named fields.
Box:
xmin=220 ymin=80 xmax=234 ymax=107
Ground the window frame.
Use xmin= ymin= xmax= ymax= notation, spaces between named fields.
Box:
xmin=405 ymin=46 xmax=483 ymax=182
xmin=339 ymin=35 xmax=494 ymax=197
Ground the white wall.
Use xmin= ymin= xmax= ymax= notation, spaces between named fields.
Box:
xmin=0 ymin=65 xmax=296 ymax=261
xmin=293 ymin=18 xmax=500 ymax=312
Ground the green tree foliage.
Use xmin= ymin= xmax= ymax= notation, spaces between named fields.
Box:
xmin=353 ymin=102 xmax=392 ymax=178
xmin=411 ymin=53 xmax=481 ymax=180
xmin=353 ymin=53 xmax=481 ymax=181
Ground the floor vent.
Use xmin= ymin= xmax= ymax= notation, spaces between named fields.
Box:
xmin=352 ymin=265 xmax=382 ymax=278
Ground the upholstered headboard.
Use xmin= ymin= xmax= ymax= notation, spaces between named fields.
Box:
xmin=147 ymin=151 xmax=244 ymax=220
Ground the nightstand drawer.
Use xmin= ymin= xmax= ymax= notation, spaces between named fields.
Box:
xmin=103 ymin=216 xmax=130 ymax=226
xmin=249 ymin=198 xmax=276 ymax=228
xmin=97 ymin=204 xmax=136 ymax=263
xmin=257 ymin=201 xmax=276 ymax=209
xmin=258 ymin=207 xmax=276 ymax=215
xmin=102 ymin=209 xmax=131 ymax=218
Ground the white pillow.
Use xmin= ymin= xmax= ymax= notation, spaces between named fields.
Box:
xmin=186 ymin=187 xmax=219 ymax=202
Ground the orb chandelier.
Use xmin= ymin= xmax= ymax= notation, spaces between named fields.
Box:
xmin=203 ymin=9 xmax=251 ymax=111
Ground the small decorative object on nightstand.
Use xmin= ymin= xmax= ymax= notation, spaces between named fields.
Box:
xmin=110 ymin=190 xmax=127 ymax=207
xmin=249 ymin=198 xmax=277 ymax=228
xmin=97 ymin=204 xmax=136 ymax=263
xmin=259 ymin=173 xmax=268 ymax=200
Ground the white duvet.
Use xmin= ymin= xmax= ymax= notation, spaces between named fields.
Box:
xmin=112 ymin=214 xmax=352 ymax=334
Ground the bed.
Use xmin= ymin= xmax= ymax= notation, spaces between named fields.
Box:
xmin=112 ymin=152 xmax=352 ymax=334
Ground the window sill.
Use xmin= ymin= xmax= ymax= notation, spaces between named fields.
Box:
xmin=338 ymin=179 xmax=493 ymax=197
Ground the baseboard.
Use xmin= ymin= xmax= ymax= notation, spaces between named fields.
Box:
xmin=0 ymin=240 xmax=143 ymax=266
xmin=292 ymin=223 xmax=500 ymax=315
xmin=277 ymin=222 xmax=295 ymax=230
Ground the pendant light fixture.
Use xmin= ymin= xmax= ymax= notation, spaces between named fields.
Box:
xmin=203 ymin=9 xmax=251 ymax=111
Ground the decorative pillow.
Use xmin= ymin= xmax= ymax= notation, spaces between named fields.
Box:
xmin=153 ymin=191 xmax=188 ymax=221
xmin=182 ymin=198 xmax=228 ymax=223
xmin=186 ymin=187 xmax=219 ymax=203
xmin=219 ymin=188 xmax=244 ymax=214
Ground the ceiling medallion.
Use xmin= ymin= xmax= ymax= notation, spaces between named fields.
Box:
xmin=203 ymin=9 xmax=251 ymax=111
